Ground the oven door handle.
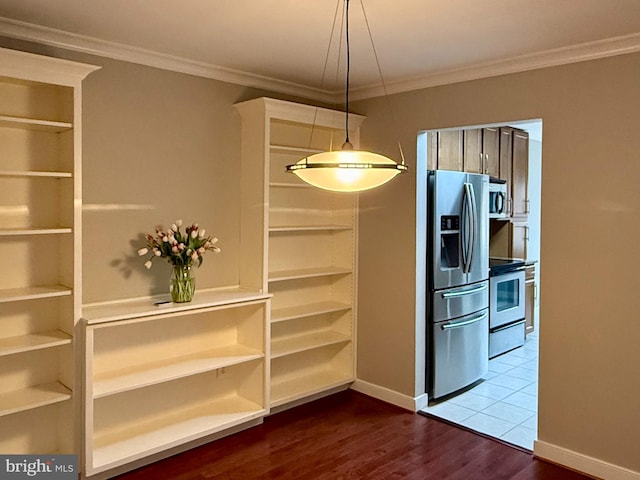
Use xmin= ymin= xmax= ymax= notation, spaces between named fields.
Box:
xmin=490 ymin=319 xmax=526 ymax=333
xmin=441 ymin=283 xmax=487 ymax=298
xmin=441 ymin=312 xmax=487 ymax=330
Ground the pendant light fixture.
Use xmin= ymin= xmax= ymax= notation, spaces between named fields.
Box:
xmin=286 ymin=0 xmax=408 ymax=192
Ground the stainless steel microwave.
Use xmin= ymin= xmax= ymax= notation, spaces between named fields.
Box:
xmin=489 ymin=181 xmax=508 ymax=219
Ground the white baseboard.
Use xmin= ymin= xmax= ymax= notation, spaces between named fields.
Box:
xmin=534 ymin=440 xmax=640 ymax=480
xmin=351 ymin=379 xmax=428 ymax=412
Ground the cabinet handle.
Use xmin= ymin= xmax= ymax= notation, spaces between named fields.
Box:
xmin=479 ymin=152 xmax=483 ymax=173
xmin=485 ymin=154 xmax=489 ymax=174
xmin=525 ymin=199 xmax=530 ymax=213
xmin=524 ymin=226 xmax=529 ymax=241
xmin=534 ymin=284 xmax=538 ymax=300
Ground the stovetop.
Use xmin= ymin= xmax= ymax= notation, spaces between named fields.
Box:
xmin=489 ymin=257 xmax=526 ymax=276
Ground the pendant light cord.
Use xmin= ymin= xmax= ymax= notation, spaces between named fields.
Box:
xmin=359 ymin=0 xmax=406 ymax=165
xmin=344 ymin=0 xmax=351 ymax=145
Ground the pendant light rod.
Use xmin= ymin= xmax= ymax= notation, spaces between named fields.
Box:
xmin=344 ymin=0 xmax=351 ymax=145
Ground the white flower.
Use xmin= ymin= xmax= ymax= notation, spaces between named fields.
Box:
xmin=212 ymin=246 xmax=221 ymax=253
xmin=176 ymin=219 xmax=183 ymax=227
xmin=198 ymin=247 xmax=205 ymax=254
xmin=171 ymin=223 xmax=178 ymax=232
xmin=162 ymin=236 xmax=169 ymax=242
xmin=191 ymin=230 xmax=197 ymax=238
xmin=144 ymin=260 xmax=153 ymax=269
xmin=153 ymin=248 xmax=161 ymax=256
xmin=211 ymin=237 xmax=218 ymax=244
xmin=137 ymin=247 xmax=148 ymax=256
xmin=172 ymin=245 xmax=179 ymax=253
xmin=191 ymin=252 xmax=199 ymax=261
xmin=199 ymin=229 xmax=206 ymax=238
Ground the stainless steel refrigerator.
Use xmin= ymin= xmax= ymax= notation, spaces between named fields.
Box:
xmin=427 ymin=170 xmax=490 ymax=400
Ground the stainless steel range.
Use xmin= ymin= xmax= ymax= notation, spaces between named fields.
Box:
xmin=489 ymin=258 xmax=526 ymax=358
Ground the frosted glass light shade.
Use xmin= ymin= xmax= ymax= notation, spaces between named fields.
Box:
xmin=286 ymin=149 xmax=407 ymax=192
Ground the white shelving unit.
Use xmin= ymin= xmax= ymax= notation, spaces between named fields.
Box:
xmin=0 ymin=47 xmax=98 ymax=456
xmin=82 ymin=289 xmax=270 ymax=476
xmin=235 ymin=97 xmax=362 ymax=410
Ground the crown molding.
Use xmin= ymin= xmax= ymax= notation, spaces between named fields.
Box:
xmin=349 ymin=32 xmax=640 ymax=101
xmin=0 ymin=16 xmax=335 ymax=103
xmin=1 ymin=15 xmax=639 ymax=103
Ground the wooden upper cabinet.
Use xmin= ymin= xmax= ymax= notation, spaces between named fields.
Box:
xmin=436 ymin=130 xmax=463 ymax=171
xmin=482 ymin=127 xmax=500 ymax=177
xmin=512 ymin=129 xmax=529 ymax=218
xmin=499 ymin=127 xmax=514 ymax=213
xmin=427 ymin=131 xmax=438 ymax=170
xmin=463 ymin=128 xmax=483 ymax=173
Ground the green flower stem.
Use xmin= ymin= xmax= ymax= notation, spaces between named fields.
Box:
xmin=171 ymin=264 xmax=195 ymax=303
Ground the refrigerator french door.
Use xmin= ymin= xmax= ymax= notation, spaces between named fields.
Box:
xmin=427 ymin=170 xmax=490 ymax=400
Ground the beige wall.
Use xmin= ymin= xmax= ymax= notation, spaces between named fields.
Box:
xmin=353 ymin=52 xmax=640 ymax=473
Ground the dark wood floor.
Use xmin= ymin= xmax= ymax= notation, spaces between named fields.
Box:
xmin=115 ymin=390 xmax=590 ymax=480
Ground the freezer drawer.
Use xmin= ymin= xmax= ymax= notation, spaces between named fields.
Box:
xmin=431 ymin=280 xmax=488 ymax=323
xmin=489 ymin=319 xmax=525 ymax=359
xmin=430 ymin=309 xmax=489 ymax=399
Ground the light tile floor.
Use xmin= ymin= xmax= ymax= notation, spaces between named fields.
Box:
xmin=421 ymin=333 xmax=538 ymax=450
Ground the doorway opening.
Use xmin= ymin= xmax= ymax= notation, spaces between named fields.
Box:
xmin=418 ymin=119 xmax=542 ymax=451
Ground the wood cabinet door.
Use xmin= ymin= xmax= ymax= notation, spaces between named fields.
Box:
xmin=436 ymin=130 xmax=463 ymax=171
xmin=427 ymin=131 xmax=438 ymax=170
xmin=463 ymin=128 xmax=483 ymax=173
xmin=510 ymin=221 xmax=528 ymax=260
xmin=525 ymin=276 xmax=536 ymax=334
xmin=512 ymin=130 xmax=529 ymax=218
xmin=499 ymin=127 xmax=513 ymax=213
xmin=482 ymin=127 xmax=500 ymax=177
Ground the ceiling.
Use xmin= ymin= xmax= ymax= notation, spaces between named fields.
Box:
xmin=0 ymin=0 xmax=639 ymax=102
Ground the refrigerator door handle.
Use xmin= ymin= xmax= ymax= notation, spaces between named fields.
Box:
xmin=462 ymin=183 xmax=474 ymax=273
xmin=468 ymin=182 xmax=478 ymax=273
xmin=441 ymin=283 xmax=488 ymax=298
xmin=441 ymin=312 xmax=488 ymax=330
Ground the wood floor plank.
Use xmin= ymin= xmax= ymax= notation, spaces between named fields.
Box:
xmin=114 ymin=390 xmax=591 ymax=480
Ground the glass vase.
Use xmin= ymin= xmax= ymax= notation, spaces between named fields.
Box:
xmin=170 ymin=264 xmax=195 ymax=303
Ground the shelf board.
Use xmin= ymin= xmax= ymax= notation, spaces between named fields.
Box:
xmin=0 ymin=382 xmax=71 ymax=417
xmin=0 ymin=285 xmax=72 ymax=304
xmin=91 ymin=395 xmax=266 ymax=475
xmin=0 ymin=227 xmax=72 ymax=236
xmin=0 ymin=330 xmax=72 ymax=357
xmin=271 ymin=331 xmax=351 ymax=359
xmin=0 ymin=170 xmax=72 ymax=178
xmin=82 ymin=287 xmax=270 ymax=324
xmin=269 ymin=224 xmax=352 ymax=233
xmin=93 ymin=345 xmax=264 ymax=398
xmin=270 ymin=144 xmax=323 ymax=155
xmin=271 ymin=301 xmax=351 ymax=323
xmin=270 ymin=369 xmax=353 ymax=408
xmin=0 ymin=115 xmax=73 ymax=132
xmin=268 ymin=267 xmax=352 ymax=283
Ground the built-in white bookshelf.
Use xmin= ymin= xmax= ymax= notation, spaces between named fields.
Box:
xmin=0 ymin=47 xmax=98 ymax=456
xmin=82 ymin=289 xmax=270 ymax=476
xmin=235 ymin=97 xmax=361 ymax=410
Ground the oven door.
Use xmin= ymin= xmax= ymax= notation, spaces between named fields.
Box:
xmin=489 ymin=269 xmax=525 ymax=328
